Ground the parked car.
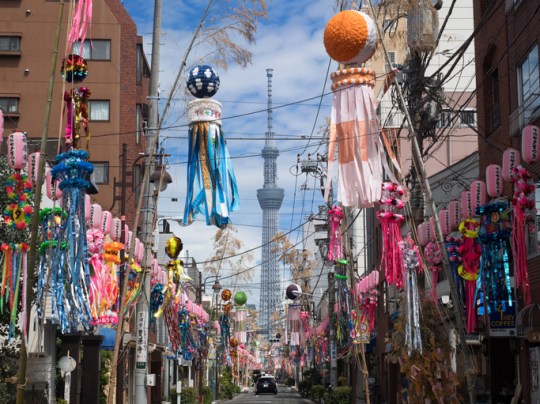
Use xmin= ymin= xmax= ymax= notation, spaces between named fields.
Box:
xmin=255 ymin=376 xmax=278 ymax=395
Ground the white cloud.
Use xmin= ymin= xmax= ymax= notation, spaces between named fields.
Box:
xmin=123 ymin=0 xmax=339 ymax=304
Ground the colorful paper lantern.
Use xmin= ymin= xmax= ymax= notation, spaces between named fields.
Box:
xmin=460 ymin=191 xmax=472 ymax=219
xmin=486 ymin=164 xmax=502 ymax=197
xmin=7 ymin=132 xmax=28 ymax=171
xmin=470 ymin=180 xmax=487 ymax=213
xmin=522 ymin=124 xmax=539 ymax=164
xmin=448 ymin=200 xmax=460 ymax=231
xmin=502 ymin=148 xmax=520 ymax=182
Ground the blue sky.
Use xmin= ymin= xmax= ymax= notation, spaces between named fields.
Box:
xmin=122 ymin=1 xmax=341 ymax=300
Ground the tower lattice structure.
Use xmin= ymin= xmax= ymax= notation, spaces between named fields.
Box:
xmin=257 ymin=69 xmax=284 ymax=337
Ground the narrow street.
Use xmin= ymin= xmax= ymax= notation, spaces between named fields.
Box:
xmin=218 ymin=385 xmax=315 ymax=404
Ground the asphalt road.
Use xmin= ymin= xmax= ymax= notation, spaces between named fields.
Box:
xmin=217 ymin=386 xmax=315 ymax=404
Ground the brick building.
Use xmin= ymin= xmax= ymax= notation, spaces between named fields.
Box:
xmin=473 ymin=0 xmax=540 ymax=401
xmin=0 ymin=0 xmax=150 ymax=229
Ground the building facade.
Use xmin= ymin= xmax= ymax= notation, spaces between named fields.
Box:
xmin=0 ymin=0 xmax=150 ymax=229
xmin=473 ymin=0 xmax=540 ymax=401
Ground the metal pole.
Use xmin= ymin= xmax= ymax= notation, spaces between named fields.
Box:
xmin=134 ymin=0 xmax=162 ymax=401
xmin=16 ymin=2 xmax=65 ymax=403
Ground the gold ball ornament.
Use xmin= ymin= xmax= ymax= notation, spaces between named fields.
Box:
xmin=165 ymin=236 xmax=183 ymax=259
xmin=323 ymin=10 xmax=378 ymax=65
xmin=221 ymin=288 xmax=232 ymax=301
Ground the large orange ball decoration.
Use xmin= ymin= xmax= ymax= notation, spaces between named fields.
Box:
xmin=230 ymin=337 xmax=238 ymax=348
xmin=324 ymin=10 xmax=378 ymax=65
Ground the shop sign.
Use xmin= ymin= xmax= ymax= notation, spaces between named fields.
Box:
xmin=489 ymin=301 xmax=517 ymax=337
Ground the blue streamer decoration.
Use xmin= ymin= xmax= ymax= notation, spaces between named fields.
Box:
xmin=183 ymin=97 xmax=240 ymax=229
xmin=477 ymin=201 xmax=514 ymax=315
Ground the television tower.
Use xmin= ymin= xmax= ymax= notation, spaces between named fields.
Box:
xmin=257 ymin=69 xmax=284 ymax=337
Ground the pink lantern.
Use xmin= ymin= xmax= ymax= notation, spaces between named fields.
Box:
xmin=90 ymin=204 xmax=103 ymax=229
xmin=110 ymin=217 xmax=122 ymax=241
xmin=448 ymin=200 xmax=460 ymax=231
xmin=7 ymin=132 xmax=28 ymax=170
xmin=151 ymin=258 xmax=159 ymax=276
xmin=100 ymin=211 xmax=113 ymax=235
xmin=439 ymin=209 xmax=450 ymax=235
xmin=429 ymin=217 xmax=436 ymax=241
xmin=470 ymin=180 xmax=487 ymax=213
xmin=46 ymin=168 xmax=62 ymax=200
xmin=502 ymin=148 xmax=520 ymax=182
xmin=135 ymin=238 xmax=144 ymax=262
xmin=460 ymin=191 xmax=472 ymax=220
xmin=522 ymin=124 xmax=539 ymax=164
xmin=84 ymin=194 xmax=91 ymax=223
xmin=486 ymin=164 xmax=502 ymax=197
xmin=417 ymin=221 xmax=429 ymax=246
xmin=27 ymin=152 xmax=41 ymax=186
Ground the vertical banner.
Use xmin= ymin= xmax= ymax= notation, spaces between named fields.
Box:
xmin=136 ymin=311 xmax=148 ymax=369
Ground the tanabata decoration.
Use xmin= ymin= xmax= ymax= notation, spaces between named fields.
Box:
xmin=183 ymin=65 xmax=239 ymax=228
xmin=157 ymin=236 xmax=187 ymax=319
xmin=477 ymin=201 xmax=513 ymax=316
xmin=61 ymin=54 xmax=88 ymax=83
xmin=334 ymin=260 xmax=354 ymax=350
xmin=66 ymin=0 xmax=92 ymax=51
xmin=286 ymin=283 xmax=302 ymax=300
xmin=458 ymin=219 xmax=482 ymax=334
xmin=510 ymin=165 xmax=534 ymax=305
xmin=0 ymin=109 xmax=3 ymax=146
xmin=47 ymin=149 xmax=94 ymax=333
xmin=355 ymin=270 xmax=379 ymax=334
xmin=4 ymin=132 xmax=33 ymax=231
xmin=400 ymin=234 xmax=423 ymax=355
xmin=327 ymin=205 xmax=344 ymax=261
xmin=323 ymin=10 xmax=383 ymax=208
xmin=424 ymin=241 xmax=442 ymax=302
xmin=0 ymin=243 xmax=29 ymax=340
xmin=288 ymin=304 xmax=301 ymax=347
xmin=220 ymin=293 xmax=232 ymax=349
xmin=377 ymin=182 xmax=405 ymax=288
xmin=64 ymin=87 xmax=91 ymax=148
xmin=445 ymin=235 xmax=465 ymax=308
xmin=234 ymin=291 xmax=247 ymax=344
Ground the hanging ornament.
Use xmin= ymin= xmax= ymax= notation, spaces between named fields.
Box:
xmin=510 ymin=165 xmax=534 ymax=305
xmin=288 ymin=304 xmax=301 ymax=347
xmin=165 ymin=236 xmax=183 ymax=259
xmin=502 ymin=148 xmax=520 ymax=182
xmin=4 ymin=132 xmax=33 ymax=230
xmin=477 ymin=201 xmax=513 ymax=318
xmin=66 ymin=0 xmax=93 ymax=52
xmin=234 ymin=305 xmax=247 ymax=344
xmin=233 ymin=291 xmax=247 ymax=306
xmin=486 ymin=164 xmax=503 ymax=198
xmin=445 ymin=234 xmax=465 ymax=310
xmin=424 ymin=241 xmax=442 ymax=302
xmin=64 ymin=87 xmax=91 ymax=149
xmin=400 ymin=235 xmax=423 ymax=355
xmin=61 ymin=54 xmax=88 ymax=83
xmin=46 ymin=149 xmax=94 ymax=333
xmin=0 ymin=243 xmax=29 ymax=340
xmin=323 ymin=11 xmax=384 ymax=208
xmin=521 ymin=124 xmax=540 ymax=164
xmin=377 ymin=182 xmax=405 ymax=288
xmin=458 ymin=219 xmax=481 ymax=334
xmin=221 ymin=288 xmax=232 ymax=302
xmin=286 ymin=284 xmax=302 ymax=300
xmin=327 ymin=205 xmax=344 ymax=261
xmin=183 ymin=65 xmax=239 ymax=228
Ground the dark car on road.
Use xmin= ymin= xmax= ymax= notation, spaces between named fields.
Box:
xmin=255 ymin=376 xmax=278 ymax=395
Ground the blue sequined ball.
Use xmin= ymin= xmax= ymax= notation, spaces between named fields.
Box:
xmin=186 ymin=65 xmax=220 ymax=98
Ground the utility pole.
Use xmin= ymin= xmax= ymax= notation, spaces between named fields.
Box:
xmin=328 ymin=272 xmax=337 ymax=387
xmin=134 ymin=0 xmax=162 ymax=401
xmin=197 ymin=271 xmax=204 ymax=404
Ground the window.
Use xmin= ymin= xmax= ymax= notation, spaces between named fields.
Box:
xmin=0 ymin=35 xmax=21 ymax=52
xmin=460 ymin=110 xmax=477 ymax=127
xmin=88 ymin=100 xmax=110 ymax=121
xmin=437 ymin=110 xmax=452 ymax=127
xmin=136 ymin=104 xmax=147 ymax=145
xmin=491 ymin=69 xmax=500 ymax=130
xmin=73 ymin=39 xmax=111 ymax=61
xmin=92 ymin=162 xmax=109 ymax=185
xmin=518 ymin=45 xmax=540 ymax=124
xmin=383 ymin=19 xmax=397 ymax=34
xmin=0 ymin=97 xmax=19 ymax=114
xmin=385 ymin=51 xmax=396 ymax=73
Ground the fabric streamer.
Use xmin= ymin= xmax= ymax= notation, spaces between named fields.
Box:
xmin=323 ymin=11 xmax=383 ymax=207
xmin=0 ymin=243 xmax=29 ymax=340
xmin=234 ymin=305 xmax=247 ymax=344
xmin=510 ymin=165 xmax=534 ymax=305
xmin=377 ymin=182 xmax=405 ymax=288
xmin=288 ymin=304 xmax=301 ymax=347
xmin=458 ymin=219 xmax=482 ymax=334
xmin=46 ymin=149 xmax=94 ymax=333
xmin=64 ymin=87 xmax=91 ymax=149
xmin=477 ymin=201 xmax=513 ymax=317
xmin=445 ymin=235 xmax=465 ymax=310
xmin=183 ymin=65 xmax=239 ymax=228
xmin=327 ymin=205 xmax=344 ymax=261
xmin=67 ymin=0 xmax=93 ymax=52
xmin=424 ymin=241 xmax=442 ymax=301
xmin=400 ymin=234 xmax=423 ymax=355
